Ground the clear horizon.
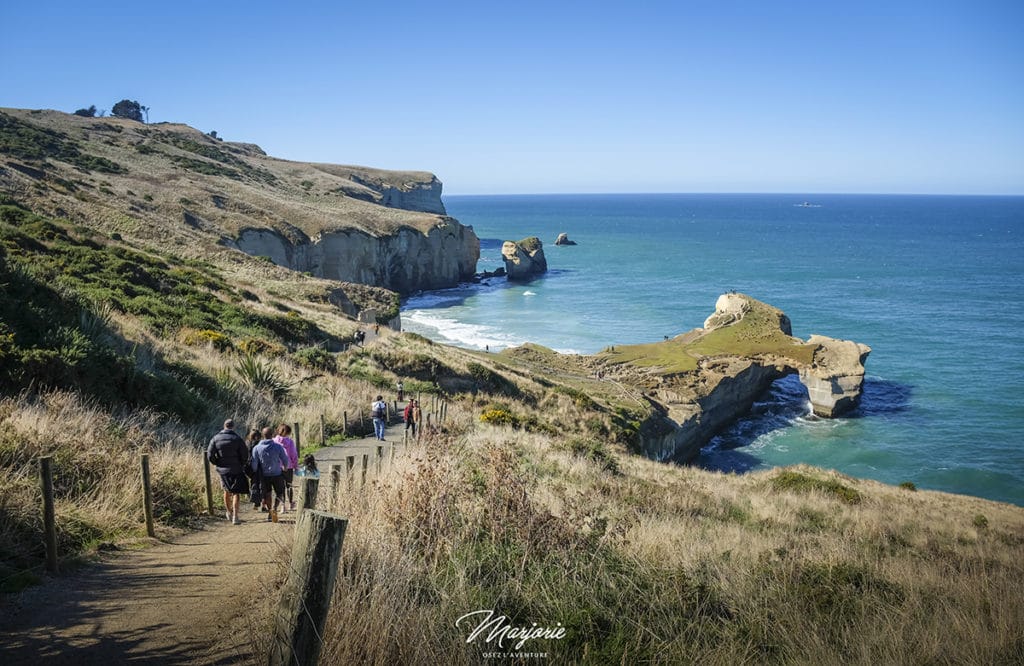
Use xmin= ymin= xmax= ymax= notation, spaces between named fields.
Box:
xmin=2 ymin=0 xmax=1022 ymax=196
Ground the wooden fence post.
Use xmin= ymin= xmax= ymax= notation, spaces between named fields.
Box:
xmin=299 ymin=477 xmax=319 ymax=512
xmin=40 ymin=456 xmax=57 ymax=573
xmin=141 ymin=453 xmax=155 ymax=538
xmin=267 ymin=509 xmax=348 ymax=666
xmin=361 ymin=454 xmax=368 ymax=488
xmin=293 ymin=422 xmax=301 ymax=451
xmin=346 ymin=456 xmax=355 ymax=490
xmin=343 ymin=411 xmax=348 ymax=435
xmin=329 ymin=464 xmax=341 ymax=507
xmin=390 ymin=444 xmax=395 ymax=464
xmin=320 ymin=414 xmax=326 ymax=448
xmin=375 ymin=446 xmax=383 ymax=474
xmin=203 ymin=451 xmax=214 ymax=515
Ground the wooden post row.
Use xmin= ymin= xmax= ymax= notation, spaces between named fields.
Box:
xmin=267 ymin=510 xmax=348 ymax=666
xmin=300 ymin=477 xmax=319 ymax=512
xmin=203 ymin=451 xmax=214 ymax=515
xmin=141 ymin=453 xmax=155 ymax=538
xmin=40 ymin=456 xmax=58 ymax=573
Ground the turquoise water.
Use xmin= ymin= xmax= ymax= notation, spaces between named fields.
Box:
xmin=402 ymin=194 xmax=1024 ymax=506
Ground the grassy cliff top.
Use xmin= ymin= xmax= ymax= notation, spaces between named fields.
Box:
xmin=0 ymin=108 xmax=446 ymax=246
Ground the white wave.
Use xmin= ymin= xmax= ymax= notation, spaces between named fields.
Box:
xmin=402 ymin=309 xmax=525 ymax=351
xmin=523 ymin=290 xmax=537 ymax=296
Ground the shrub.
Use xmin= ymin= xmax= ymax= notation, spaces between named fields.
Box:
xmin=563 ymin=437 xmax=620 ymax=474
xmin=480 ymin=408 xmax=519 ymax=428
xmin=293 ymin=346 xmax=336 ymax=372
xmin=179 ymin=328 xmax=233 ymax=351
xmin=973 ymin=514 xmax=989 ymax=529
xmin=238 ymin=337 xmax=285 ymax=357
xmin=771 ymin=470 xmax=862 ymax=505
xmin=899 ymin=481 xmax=917 ymax=491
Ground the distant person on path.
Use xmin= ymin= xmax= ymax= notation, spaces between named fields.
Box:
xmin=250 ymin=426 xmax=289 ymax=521
xmin=372 ymin=394 xmax=388 ymax=441
xmin=207 ymin=419 xmax=249 ymax=525
xmin=403 ymin=398 xmax=419 ymax=438
xmin=297 ymin=454 xmax=319 ymax=479
xmin=396 ymin=380 xmax=404 ymax=402
xmin=273 ymin=424 xmax=298 ymax=512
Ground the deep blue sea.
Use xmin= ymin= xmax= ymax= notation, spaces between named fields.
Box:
xmin=402 ymin=194 xmax=1024 ymax=506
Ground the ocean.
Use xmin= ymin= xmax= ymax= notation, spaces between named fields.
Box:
xmin=402 ymin=194 xmax=1024 ymax=506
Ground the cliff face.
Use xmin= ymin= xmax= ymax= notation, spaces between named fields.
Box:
xmin=234 ymin=218 xmax=479 ymax=294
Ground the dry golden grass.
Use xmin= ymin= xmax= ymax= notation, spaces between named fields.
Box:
xmin=307 ymin=415 xmax=1024 ymax=664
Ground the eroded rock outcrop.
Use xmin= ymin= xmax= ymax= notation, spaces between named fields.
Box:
xmin=600 ymin=294 xmax=870 ymax=462
xmin=502 ymin=237 xmax=547 ymax=281
xmin=554 ymin=233 xmax=577 ymax=246
xmin=799 ymin=335 xmax=872 ymax=417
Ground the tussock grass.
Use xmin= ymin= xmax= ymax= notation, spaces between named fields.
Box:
xmin=314 ymin=421 xmax=1024 ymax=664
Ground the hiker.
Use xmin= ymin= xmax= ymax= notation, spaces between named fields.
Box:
xmin=396 ymin=379 xmax=404 ymax=402
xmin=403 ymin=398 xmax=419 ymax=438
xmin=273 ymin=424 xmax=298 ymax=512
xmin=244 ymin=429 xmax=264 ymax=510
xmin=250 ymin=426 xmax=289 ymax=522
xmin=297 ymin=454 xmax=319 ymax=479
xmin=372 ymin=394 xmax=388 ymax=441
xmin=207 ymin=419 xmax=249 ymax=525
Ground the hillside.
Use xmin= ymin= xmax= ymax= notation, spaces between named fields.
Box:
xmin=1 ymin=109 xmax=1022 ymax=664
xmin=0 ymin=108 xmax=478 ymax=296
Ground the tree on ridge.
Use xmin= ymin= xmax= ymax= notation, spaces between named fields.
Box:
xmin=111 ymin=99 xmax=144 ymax=122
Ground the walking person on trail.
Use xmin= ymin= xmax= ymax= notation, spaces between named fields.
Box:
xmin=372 ymin=394 xmax=388 ymax=441
xmin=403 ymin=398 xmax=419 ymax=438
xmin=244 ymin=429 xmax=264 ymax=511
xmin=396 ymin=379 xmax=404 ymax=402
xmin=273 ymin=424 xmax=298 ymax=512
xmin=207 ymin=419 xmax=250 ymax=525
xmin=250 ymin=427 xmax=289 ymax=522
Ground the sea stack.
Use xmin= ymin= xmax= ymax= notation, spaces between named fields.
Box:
xmin=554 ymin=233 xmax=577 ymax=245
xmin=502 ymin=237 xmax=547 ymax=280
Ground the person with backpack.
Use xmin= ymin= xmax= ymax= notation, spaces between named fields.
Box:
xmin=403 ymin=398 xmax=418 ymax=438
xmin=372 ymin=394 xmax=388 ymax=441
xmin=250 ymin=426 xmax=289 ymax=522
xmin=207 ymin=419 xmax=250 ymax=525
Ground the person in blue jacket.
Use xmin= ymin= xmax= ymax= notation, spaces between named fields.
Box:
xmin=250 ymin=426 xmax=290 ymax=521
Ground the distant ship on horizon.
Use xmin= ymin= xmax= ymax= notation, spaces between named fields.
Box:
xmin=794 ymin=201 xmax=822 ymax=208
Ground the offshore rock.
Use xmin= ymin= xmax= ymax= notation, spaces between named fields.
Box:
xmin=502 ymin=237 xmax=547 ymax=280
xmin=798 ymin=335 xmax=872 ymax=417
xmin=554 ymin=233 xmax=577 ymax=246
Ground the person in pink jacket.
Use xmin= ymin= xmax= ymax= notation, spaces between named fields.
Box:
xmin=273 ymin=423 xmax=299 ymax=512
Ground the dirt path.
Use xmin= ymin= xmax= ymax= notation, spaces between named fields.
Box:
xmin=0 ymin=505 xmax=294 ymax=665
xmin=0 ymin=413 xmax=425 ymax=665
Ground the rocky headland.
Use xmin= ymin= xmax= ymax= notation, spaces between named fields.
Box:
xmin=498 ymin=293 xmax=869 ymax=463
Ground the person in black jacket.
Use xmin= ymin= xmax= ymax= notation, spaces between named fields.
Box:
xmin=208 ymin=419 xmax=250 ymax=525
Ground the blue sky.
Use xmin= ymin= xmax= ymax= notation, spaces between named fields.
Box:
xmin=2 ymin=0 xmax=1022 ymax=195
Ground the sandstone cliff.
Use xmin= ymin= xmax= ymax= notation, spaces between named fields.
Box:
xmin=502 ymin=237 xmax=547 ymax=280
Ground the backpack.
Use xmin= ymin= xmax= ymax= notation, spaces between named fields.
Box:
xmin=373 ymin=402 xmax=386 ymax=419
